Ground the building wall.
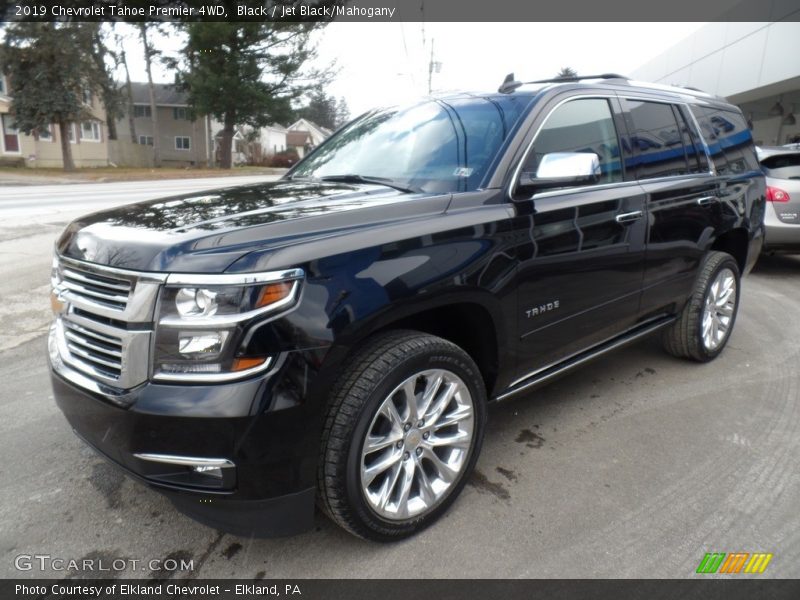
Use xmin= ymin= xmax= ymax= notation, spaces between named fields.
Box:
xmin=115 ymin=105 xmax=211 ymax=166
xmin=0 ymin=94 xmax=110 ymax=168
xmin=632 ymin=21 xmax=800 ymax=146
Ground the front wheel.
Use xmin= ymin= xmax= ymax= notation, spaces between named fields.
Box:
xmin=662 ymin=251 xmax=741 ymax=362
xmin=317 ymin=330 xmax=487 ymax=541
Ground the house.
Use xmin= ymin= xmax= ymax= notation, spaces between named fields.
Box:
xmin=235 ymin=123 xmax=288 ymax=164
xmin=114 ymin=82 xmax=215 ymax=167
xmin=286 ymin=118 xmax=331 ymax=158
xmin=0 ymin=72 xmax=111 ymax=168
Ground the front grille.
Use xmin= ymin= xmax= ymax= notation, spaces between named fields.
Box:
xmin=60 ymin=265 xmax=132 ymax=311
xmin=51 ymin=256 xmax=166 ymax=390
xmin=62 ymin=320 xmax=123 ymax=380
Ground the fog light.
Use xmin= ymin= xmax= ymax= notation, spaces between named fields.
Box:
xmin=192 ymin=465 xmax=223 ymax=479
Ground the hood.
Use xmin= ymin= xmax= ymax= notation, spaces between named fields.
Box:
xmin=57 ymin=180 xmax=451 ymax=272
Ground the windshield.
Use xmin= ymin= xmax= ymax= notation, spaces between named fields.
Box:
xmin=290 ymin=95 xmax=531 ymax=194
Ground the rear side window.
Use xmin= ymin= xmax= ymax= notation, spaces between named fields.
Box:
xmin=626 ymin=100 xmax=690 ymax=179
xmin=523 ymin=98 xmax=623 ymax=185
xmin=760 ymin=152 xmax=800 ymax=180
xmin=676 ymin=105 xmax=709 ymax=174
xmin=689 ymin=106 xmax=758 ymax=175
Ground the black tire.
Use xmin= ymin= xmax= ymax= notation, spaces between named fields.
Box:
xmin=661 ymin=251 xmax=741 ymax=362
xmin=317 ymin=329 xmax=487 ymax=541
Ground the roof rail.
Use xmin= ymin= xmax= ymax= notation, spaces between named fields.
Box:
xmin=498 ymin=72 xmax=629 ymax=94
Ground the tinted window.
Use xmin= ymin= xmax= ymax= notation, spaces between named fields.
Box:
xmin=524 ymin=98 xmax=622 ymax=185
xmin=690 ymin=106 xmax=758 ymax=175
xmin=291 ymin=96 xmax=529 ymax=194
xmin=627 ymin=101 xmax=689 ymax=179
xmin=676 ymin=105 xmax=709 ymax=173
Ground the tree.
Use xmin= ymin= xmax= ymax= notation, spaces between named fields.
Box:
xmin=0 ymin=23 xmax=99 ymax=171
xmin=556 ymin=67 xmax=578 ymax=79
xmin=177 ymin=21 xmax=329 ymax=169
xmin=139 ymin=23 xmax=162 ymax=167
xmin=296 ymin=91 xmax=350 ymax=130
xmin=116 ymin=33 xmax=138 ymax=145
xmin=84 ymin=23 xmax=123 ymax=141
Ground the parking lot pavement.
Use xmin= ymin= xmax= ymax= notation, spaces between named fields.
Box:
xmin=1 ymin=184 xmax=798 ymax=577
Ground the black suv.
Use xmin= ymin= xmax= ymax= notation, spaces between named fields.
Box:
xmin=49 ymin=75 xmax=765 ymax=541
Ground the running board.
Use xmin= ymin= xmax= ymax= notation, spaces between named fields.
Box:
xmin=494 ymin=316 xmax=676 ymax=402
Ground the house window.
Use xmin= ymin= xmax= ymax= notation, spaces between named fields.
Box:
xmin=0 ymin=75 xmax=6 ymax=95
xmin=138 ymin=135 xmax=154 ymax=146
xmin=134 ymin=105 xmax=152 ymax=118
xmin=38 ymin=125 xmax=53 ymax=141
xmin=173 ymin=107 xmax=188 ymax=120
xmin=82 ymin=89 xmax=93 ymax=105
xmin=80 ymin=121 xmax=102 ymax=142
xmin=175 ymin=136 xmax=191 ymax=150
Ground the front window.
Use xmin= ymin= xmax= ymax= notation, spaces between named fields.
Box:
xmin=290 ymin=96 xmax=529 ymax=194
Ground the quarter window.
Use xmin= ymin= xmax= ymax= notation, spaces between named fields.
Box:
xmin=524 ymin=98 xmax=623 ymax=186
xmin=626 ymin=100 xmax=690 ymax=179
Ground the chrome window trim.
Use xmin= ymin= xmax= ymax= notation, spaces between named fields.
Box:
xmin=508 ymin=93 xmax=718 ymax=201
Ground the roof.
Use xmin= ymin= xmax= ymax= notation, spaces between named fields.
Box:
xmin=287 ymin=131 xmax=311 ymax=146
xmin=126 ymin=82 xmax=188 ymax=106
xmin=288 ymin=118 xmax=331 ymax=138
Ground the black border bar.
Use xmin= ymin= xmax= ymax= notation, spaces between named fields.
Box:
xmin=3 ymin=579 xmax=800 ymax=600
xmin=2 ymin=0 xmax=800 ymax=22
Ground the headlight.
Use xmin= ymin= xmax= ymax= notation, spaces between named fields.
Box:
xmin=152 ymin=269 xmax=303 ymax=382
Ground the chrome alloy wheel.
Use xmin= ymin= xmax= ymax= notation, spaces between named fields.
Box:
xmin=360 ymin=369 xmax=475 ymax=521
xmin=701 ymin=267 xmax=737 ymax=351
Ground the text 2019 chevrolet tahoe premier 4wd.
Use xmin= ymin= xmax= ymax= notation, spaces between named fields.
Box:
xmin=49 ymin=75 xmax=765 ymax=541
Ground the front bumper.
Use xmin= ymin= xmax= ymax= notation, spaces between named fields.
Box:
xmin=50 ymin=358 xmax=319 ymax=537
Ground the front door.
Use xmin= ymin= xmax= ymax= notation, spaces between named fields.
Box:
xmin=511 ymin=96 xmax=648 ymax=381
xmin=2 ymin=114 xmax=19 ymax=153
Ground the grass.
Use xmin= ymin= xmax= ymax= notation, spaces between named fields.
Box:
xmin=0 ymin=165 xmax=285 ymax=183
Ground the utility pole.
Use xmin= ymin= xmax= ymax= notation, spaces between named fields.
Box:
xmin=427 ymin=38 xmax=441 ymax=94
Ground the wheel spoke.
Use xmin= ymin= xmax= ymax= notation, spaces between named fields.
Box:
xmin=424 ymin=381 xmax=459 ymax=427
xmin=422 ymin=447 xmax=459 ymax=483
xmin=433 ymin=403 xmax=472 ymax=430
xmin=418 ymin=372 xmax=444 ymax=420
xmin=402 ymin=378 xmax=420 ymax=422
xmin=364 ymin=432 xmax=403 ymax=454
xmin=396 ymin=460 xmax=415 ymax=517
xmin=363 ymin=449 xmax=402 ymax=486
xmin=426 ymin=429 xmax=471 ymax=449
xmin=377 ymin=461 xmax=403 ymax=510
xmin=414 ymin=456 xmax=436 ymax=506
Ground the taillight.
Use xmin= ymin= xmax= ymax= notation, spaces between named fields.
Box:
xmin=766 ymin=186 xmax=790 ymax=202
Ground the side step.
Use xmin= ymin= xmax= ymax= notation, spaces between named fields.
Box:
xmin=494 ymin=316 xmax=676 ymax=402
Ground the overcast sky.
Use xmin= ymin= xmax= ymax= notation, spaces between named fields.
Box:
xmin=119 ymin=22 xmax=707 ymax=117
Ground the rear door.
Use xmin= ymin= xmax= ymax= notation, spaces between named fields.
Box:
xmin=761 ymin=151 xmax=800 ymax=225
xmin=621 ymin=97 xmax=722 ymax=318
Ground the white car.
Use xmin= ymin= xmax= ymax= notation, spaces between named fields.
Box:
xmin=757 ymin=146 xmax=800 ymax=253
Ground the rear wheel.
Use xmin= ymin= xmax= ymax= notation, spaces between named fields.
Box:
xmin=662 ymin=251 xmax=741 ymax=362
xmin=317 ymin=330 xmax=486 ymax=541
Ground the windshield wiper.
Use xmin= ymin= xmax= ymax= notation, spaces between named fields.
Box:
xmin=319 ymin=174 xmax=419 ymax=194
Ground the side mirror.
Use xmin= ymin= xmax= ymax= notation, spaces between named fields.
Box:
xmin=517 ymin=152 xmax=601 ymax=193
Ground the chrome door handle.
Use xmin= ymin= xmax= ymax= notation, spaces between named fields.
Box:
xmin=615 ymin=210 xmax=644 ymax=224
xmin=696 ymin=195 xmax=718 ymax=207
